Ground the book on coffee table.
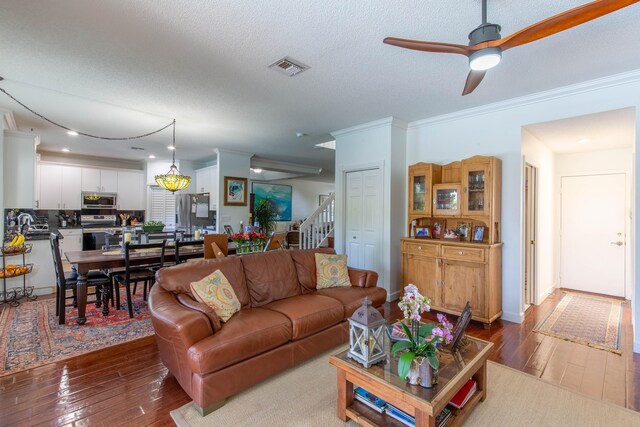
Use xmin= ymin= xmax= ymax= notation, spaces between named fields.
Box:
xmin=354 ymin=387 xmax=387 ymax=413
xmin=384 ymin=404 xmax=415 ymax=426
xmin=449 ymin=379 xmax=477 ymax=409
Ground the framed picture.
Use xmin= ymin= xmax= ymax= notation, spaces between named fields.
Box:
xmin=473 ymin=226 xmax=485 ymax=242
xmin=456 ymin=222 xmax=471 ymax=240
xmin=223 ymin=225 xmax=234 ymax=238
xmin=252 ymin=182 xmax=293 ymax=221
xmin=415 ymin=227 xmax=430 ymax=238
xmin=224 ymin=176 xmax=248 ymax=206
xmin=318 ymin=194 xmax=330 ymax=206
xmin=450 ymin=302 xmax=472 ymax=351
xmin=443 ymin=228 xmax=459 ymax=239
xmin=432 ymin=222 xmax=443 ymax=238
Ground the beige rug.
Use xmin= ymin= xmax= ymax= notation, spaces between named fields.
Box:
xmin=170 ymin=347 xmax=640 ymax=427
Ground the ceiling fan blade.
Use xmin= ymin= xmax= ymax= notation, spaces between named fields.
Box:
xmin=462 ymin=70 xmax=486 ymax=96
xmin=497 ymin=0 xmax=640 ymax=51
xmin=383 ymin=37 xmax=472 ymax=56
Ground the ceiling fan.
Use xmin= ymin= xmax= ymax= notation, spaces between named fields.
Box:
xmin=384 ymin=0 xmax=640 ymax=95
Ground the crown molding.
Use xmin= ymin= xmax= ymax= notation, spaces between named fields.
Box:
xmin=408 ymin=68 xmax=640 ymax=129
xmin=214 ymin=147 xmax=254 ymax=157
xmin=1 ymin=109 xmax=17 ymax=131
xmin=251 ymin=157 xmax=321 ymax=175
xmin=332 ymin=116 xmax=408 ymax=138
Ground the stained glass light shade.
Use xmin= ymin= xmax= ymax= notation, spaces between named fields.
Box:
xmin=155 ymin=164 xmax=191 ymax=192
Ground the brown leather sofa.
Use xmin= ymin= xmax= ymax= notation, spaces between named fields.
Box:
xmin=148 ymin=248 xmax=386 ymax=415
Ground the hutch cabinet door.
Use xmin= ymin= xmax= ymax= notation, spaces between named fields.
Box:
xmin=408 ymin=166 xmax=431 ymax=216
xmin=433 ymin=184 xmax=461 ymax=216
xmin=403 ymin=254 xmax=440 ymax=306
xmin=440 ymin=259 xmax=486 ymax=317
xmin=461 ymin=162 xmax=491 ymax=217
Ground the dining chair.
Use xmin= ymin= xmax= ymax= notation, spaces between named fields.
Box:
xmin=114 ymin=241 xmax=166 ymax=318
xmin=174 ymin=238 xmax=205 ymax=264
xmin=204 ymin=234 xmax=229 ymax=258
xmin=50 ymin=233 xmax=111 ymax=324
xmin=263 ymin=231 xmax=287 ymax=252
xmin=286 ymin=230 xmax=300 ymax=250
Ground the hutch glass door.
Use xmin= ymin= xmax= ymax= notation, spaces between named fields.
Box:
xmin=433 ymin=184 xmax=461 ymax=216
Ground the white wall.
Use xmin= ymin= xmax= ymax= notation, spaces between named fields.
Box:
xmin=261 ymin=178 xmax=334 ymax=230
xmin=0 ymin=127 xmax=4 ymax=238
xmin=554 ymin=148 xmax=633 ymax=298
xmin=333 ymin=117 xmax=407 ymax=301
xmin=406 ymin=71 xmax=640 ymax=335
xmin=521 ymin=129 xmax=556 ymax=305
xmin=216 ymin=149 xmax=251 ymax=233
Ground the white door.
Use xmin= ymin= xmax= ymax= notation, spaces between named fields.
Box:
xmin=345 ymin=168 xmax=383 ymax=274
xmin=39 ymin=164 xmax=63 ymax=209
xmin=560 ymin=174 xmax=626 ymax=297
xmin=61 ymin=166 xmax=82 ymax=209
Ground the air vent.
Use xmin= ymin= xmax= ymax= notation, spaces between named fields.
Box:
xmin=130 ymin=146 xmax=145 ymax=151
xmin=268 ymin=57 xmax=310 ymax=77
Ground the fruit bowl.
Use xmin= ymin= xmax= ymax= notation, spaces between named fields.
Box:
xmin=1 ymin=244 xmax=32 ymax=256
xmin=0 ymin=263 xmax=33 ymax=278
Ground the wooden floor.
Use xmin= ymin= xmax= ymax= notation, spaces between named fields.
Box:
xmin=1 ymin=289 xmax=638 ymax=426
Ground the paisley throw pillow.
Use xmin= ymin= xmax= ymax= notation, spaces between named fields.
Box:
xmin=190 ymin=269 xmax=241 ymax=322
xmin=315 ymin=253 xmax=351 ymax=289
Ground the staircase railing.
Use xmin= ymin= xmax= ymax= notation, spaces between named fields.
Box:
xmin=299 ymin=193 xmax=335 ymax=249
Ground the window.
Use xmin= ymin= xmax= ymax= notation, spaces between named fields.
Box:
xmin=149 ymin=186 xmax=176 ymax=227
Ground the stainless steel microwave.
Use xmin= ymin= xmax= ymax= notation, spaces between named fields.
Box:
xmin=81 ymin=192 xmax=117 ymax=209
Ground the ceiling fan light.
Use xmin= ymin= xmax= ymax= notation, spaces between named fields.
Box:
xmin=469 ymin=47 xmax=502 ymax=71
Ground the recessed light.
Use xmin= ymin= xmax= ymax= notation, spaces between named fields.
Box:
xmin=578 ymin=138 xmax=591 ymax=144
xmin=251 ymin=168 xmax=263 ymax=173
xmin=168 ymin=145 xmax=175 ymax=150
xmin=67 ymin=130 xmax=78 ymax=136
xmin=61 ymin=148 xmax=70 ymax=152
xmin=149 ymin=154 xmax=156 ymax=159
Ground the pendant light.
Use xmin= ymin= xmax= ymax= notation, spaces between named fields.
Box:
xmin=154 ymin=120 xmax=192 ymax=192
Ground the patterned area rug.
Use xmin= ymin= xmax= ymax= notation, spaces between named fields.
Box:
xmin=534 ymin=292 xmax=622 ymax=354
xmin=0 ymin=294 xmax=154 ymax=376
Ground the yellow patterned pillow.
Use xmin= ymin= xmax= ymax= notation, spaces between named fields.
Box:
xmin=315 ymin=253 xmax=351 ymax=289
xmin=190 ymin=269 xmax=241 ymax=322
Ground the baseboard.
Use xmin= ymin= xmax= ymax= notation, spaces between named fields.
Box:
xmin=501 ymin=310 xmax=524 ymax=324
xmin=387 ymin=290 xmax=400 ymax=302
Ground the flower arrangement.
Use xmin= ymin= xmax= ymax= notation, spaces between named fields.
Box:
xmin=392 ymin=284 xmax=454 ymax=382
xmin=231 ymin=231 xmax=267 ymax=253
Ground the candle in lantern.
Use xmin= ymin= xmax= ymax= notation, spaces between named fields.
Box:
xmin=124 ymin=232 xmax=132 ymax=243
xmin=194 ymin=229 xmax=201 ymax=240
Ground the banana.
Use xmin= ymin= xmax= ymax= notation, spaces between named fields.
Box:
xmin=16 ymin=234 xmax=25 ymax=246
xmin=9 ymin=235 xmax=18 ymax=247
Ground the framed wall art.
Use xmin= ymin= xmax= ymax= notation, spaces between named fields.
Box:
xmin=252 ymin=182 xmax=292 ymax=221
xmin=224 ymin=176 xmax=248 ymax=206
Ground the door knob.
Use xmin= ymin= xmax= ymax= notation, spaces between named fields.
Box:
xmin=610 ymin=241 xmax=624 ymax=246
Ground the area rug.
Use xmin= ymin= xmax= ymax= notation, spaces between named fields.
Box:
xmin=534 ymin=292 xmax=622 ymax=354
xmin=0 ymin=294 xmax=153 ymax=376
xmin=171 ymin=347 xmax=640 ymax=427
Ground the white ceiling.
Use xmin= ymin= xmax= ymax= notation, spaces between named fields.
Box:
xmin=1 ymin=1 xmax=640 ymax=174
xmin=524 ymin=108 xmax=636 ymax=154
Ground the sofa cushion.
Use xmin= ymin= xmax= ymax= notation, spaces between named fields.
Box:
xmin=190 ymin=270 xmax=241 ymax=322
xmin=315 ymin=253 xmax=351 ymax=289
xmin=317 ymin=286 xmax=387 ymax=319
xmin=262 ymin=294 xmax=343 ymax=340
xmin=156 ymin=257 xmax=251 ymax=309
xmin=241 ymin=251 xmax=301 ymax=307
xmin=187 ymin=308 xmax=292 ymax=375
xmin=290 ymin=248 xmax=336 ymax=293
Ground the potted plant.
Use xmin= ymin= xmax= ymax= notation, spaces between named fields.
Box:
xmin=391 ymin=284 xmax=453 ymax=387
xmin=142 ymin=220 xmax=165 ymax=233
xmin=253 ymin=198 xmax=277 ymax=235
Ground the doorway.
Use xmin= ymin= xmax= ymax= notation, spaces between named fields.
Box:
xmin=560 ymin=173 xmax=626 ymax=297
xmin=524 ymin=163 xmax=538 ymax=308
xmin=344 ymin=168 xmax=383 ymax=274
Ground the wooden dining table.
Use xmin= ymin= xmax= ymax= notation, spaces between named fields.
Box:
xmin=65 ymin=245 xmax=204 ymax=324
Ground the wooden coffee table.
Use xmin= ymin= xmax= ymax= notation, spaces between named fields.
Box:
xmin=329 ymin=336 xmax=493 ymax=427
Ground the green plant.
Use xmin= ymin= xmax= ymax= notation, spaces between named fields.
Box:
xmin=144 ymin=221 xmax=164 ymax=227
xmin=392 ymin=322 xmax=440 ymax=379
xmin=253 ymin=198 xmax=276 ymax=235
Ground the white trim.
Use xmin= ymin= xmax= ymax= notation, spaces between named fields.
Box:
xmin=388 ymin=290 xmax=401 ymax=302
xmin=2 ymin=111 xmax=17 ymax=131
xmin=332 ymin=117 xmax=407 ymax=137
xmin=501 ymin=310 xmax=525 ymax=323
xmin=536 ymin=286 xmax=554 ymax=306
xmin=214 ymin=147 xmax=254 ymax=157
xmin=408 ymin=69 xmax=640 ymax=129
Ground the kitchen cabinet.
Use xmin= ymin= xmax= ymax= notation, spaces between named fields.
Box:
xmin=401 ymin=239 xmax=502 ymax=327
xmin=38 ymin=164 xmax=82 ymax=209
xmin=194 ymin=165 xmax=218 ymax=210
xmin=3 ymin=131 xmax=38 ymax=209
xmin=433 ymin=184 xmax=461 ymax=216
xmin=116 ymin=171 xmax=144 ymax=210
xmin=81 ymin=168 xmax=118 ymax=193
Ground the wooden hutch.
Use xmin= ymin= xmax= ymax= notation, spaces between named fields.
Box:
xmin=402 ymin=155 xmax=502 ymax=327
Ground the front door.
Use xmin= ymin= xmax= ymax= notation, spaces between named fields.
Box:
xmin=345 ymin=168 xmax=383 ymax=275
xmin=560 ymin=173 xmax=626 ymax=297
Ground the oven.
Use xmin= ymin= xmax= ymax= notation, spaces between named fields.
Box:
xmin=81 ymin=192 xmax=117 ymax=209
xmin=81 ymin=215 xmax=118 ymax=250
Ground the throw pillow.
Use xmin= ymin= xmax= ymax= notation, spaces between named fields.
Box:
xmin=190 ymin=269 xmax=241 ymax=322
xmin=315 ymin=253 xmax=351 ymax=289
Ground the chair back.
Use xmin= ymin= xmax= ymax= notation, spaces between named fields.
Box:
xmin=263 ymin=231 xmax=287 ymax=252
xmin=49 ymin=233 xmax=68 ymax=289
xmin=103 ymin=233 xmax=120 ymax=250
xmin=174 ymin=238 xmax=205 ymax=264
xmin=124 ymin=241 xmax=166 ymax=282
xmin=286 ymin=231 xmax=300 ymax=248
xmin=204 ymin=234 xmax=229 ymax=259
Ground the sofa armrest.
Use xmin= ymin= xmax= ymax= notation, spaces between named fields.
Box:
xmin=348 ymin=267 xmax=379 ymax=288
xmin=177 ymin=293 xmax=222 ymax=332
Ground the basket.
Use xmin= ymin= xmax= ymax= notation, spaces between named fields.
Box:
xmin=142 ymin=225 xmax=165 ymax=233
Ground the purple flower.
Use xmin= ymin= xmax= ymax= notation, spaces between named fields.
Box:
xmin=432 ymin=327 xmax=444 ymax=338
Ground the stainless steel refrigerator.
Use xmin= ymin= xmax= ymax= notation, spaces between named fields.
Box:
xmin=175 ymin=193 xmax=215 ymax=230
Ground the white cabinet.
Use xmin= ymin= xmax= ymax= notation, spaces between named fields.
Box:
xmin=194 ymin=165 xmax=218 ymax=210
xmin=3 ymin=131 xmax=37 ymax=208
xmin=38 ymin=164 xmax=82 ymax=209
xmin=81 ymin=168 xmax=118 ymax=192
xmin=117 ymin=171 xmax=144 ymax=210
xmin=58 ymin=228 xmax=83 ymax=256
